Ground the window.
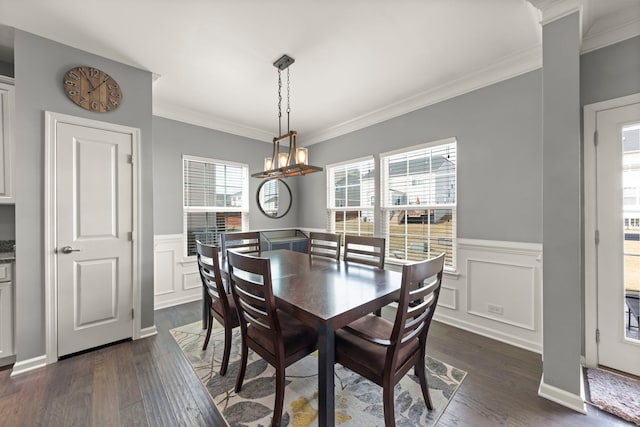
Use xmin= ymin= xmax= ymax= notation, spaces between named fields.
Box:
xmin=327 ymin=157 xmax=375 ymax=242
xmin=183 ymin=155 xmax=249 ymax=257
xmin=381 ymin=138 xmax=457 ymax=269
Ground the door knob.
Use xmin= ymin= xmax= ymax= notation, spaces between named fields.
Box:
xmin=60 ymin=246 xmax=80 ymax=254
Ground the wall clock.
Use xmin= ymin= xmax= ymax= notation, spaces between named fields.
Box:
xmin=63 ymin=66 xmax=123 ymax=112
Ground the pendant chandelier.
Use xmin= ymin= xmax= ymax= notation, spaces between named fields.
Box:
xmin=252 ymin=54 xmax=323 ymax=179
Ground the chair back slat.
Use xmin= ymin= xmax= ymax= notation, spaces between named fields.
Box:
xmin=228 ymin=250 xmax=280 ymax=343
xmin=308 ymin=232 xmax=341 ymax=260
xmin=343 ymin=235 xmax=385 ymax=269
xmin=390 ymin=253 xmax=445 ymax=355
xmin=221 ymin=231 xmax=261 ymax=259
xmin=196 ymin=241 xmax=230 ymax=311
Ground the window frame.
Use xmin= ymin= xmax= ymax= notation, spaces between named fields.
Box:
xmin=326 ymin=155 xmax=376 ymax=241
xmin=380 ymin=137 xmax=457 ymax=270
xmin=182 ymin=154 xmax=249 ymax=258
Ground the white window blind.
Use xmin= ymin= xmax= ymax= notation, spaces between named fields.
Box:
xmin=327 ymin=157 xmax=375 ymax=242
xmin=381 ymin=139 xmax=457 ymax=268
xmin=183 ymin=155 xmax=249 ymax=257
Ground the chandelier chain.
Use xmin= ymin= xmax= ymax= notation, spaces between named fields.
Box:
xmin=287 ymin=67 xmax=291 ymax=131
xmin=277 ymin=69 xmax=282 ymax=136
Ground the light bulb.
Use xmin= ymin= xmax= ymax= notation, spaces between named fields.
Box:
xmin=264 ymin=157 xmax=273 ymax=171
xmin=296 ymin=147 xmax=308 ymax=165
xmin=278 ymin=152 xmax=289 ymax=168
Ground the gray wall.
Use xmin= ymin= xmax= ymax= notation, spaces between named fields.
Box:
xmin=581 ymin=36 xmax=640 ymax=106
xmin=14 ymin=30 xmax=154 ymax=360
xmin=152 ymin=116 xmax=300 ymax=234
xmin=541 ymin=13 xmax=582 ymax=395
xmin=0 ymin=205 xmax=14 ymax=239
xmin=299 ymin=70 xmax=543 ymax=244
xmin=0 ymin=59 xmax=13 ymax=78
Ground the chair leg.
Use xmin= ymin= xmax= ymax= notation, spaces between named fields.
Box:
xmin=220 ymin=324 xmax=232 ymax=376
xmin=202 ymin=315 xmax=213 ymax=350
xmin=272 ymin=364 xmax=286 ymax=427
xmin=382 ymin=378 xmax=396 ymax=427
xmin=416 ymin=358 xmax=433 ymax=410
xmin=374 ymin=308 xmax=382 ymax=317
xmin=235 ymin=339 xmax=248 ymax=393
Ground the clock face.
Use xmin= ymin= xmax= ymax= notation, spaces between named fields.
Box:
xmin=63 ymin=66 xmax=123 ymax=113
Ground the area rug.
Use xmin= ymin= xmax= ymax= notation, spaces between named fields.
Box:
xmin=586 ymin=367 xmax=640 ymax=425
xmin=171 ymin=321 xmax=466 ymax=427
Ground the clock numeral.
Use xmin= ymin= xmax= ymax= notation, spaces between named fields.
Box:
xmin=89 ymin=68 xmax=100 ymax=78
xmin=65 ymin=80 xmax=77 ymax=86
xmin=101 ymin=102 xmax=112 ymax=111
xmin=68 ymin=71 xmax=80 ymax=80
xmin=109 ymin=91 xmax=121 ymax=99
xmin=67 ymin=90 xmax=79 ymax=96
xmin=91 ymin=101 xmax=99 ymax=110
xmin=107 ymin=83 xmax=119 ymax=90
xmin=79 ymin=97 xmax=88 ymax=104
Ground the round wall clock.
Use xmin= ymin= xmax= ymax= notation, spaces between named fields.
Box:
xmin=63 ymin=66 xmax=123 ymax=112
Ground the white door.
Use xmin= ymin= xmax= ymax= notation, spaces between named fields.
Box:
xmin=56 ymin=122 xmax=134 ymax=357
xmin=596 ymin=102 xmax=640 ymax=376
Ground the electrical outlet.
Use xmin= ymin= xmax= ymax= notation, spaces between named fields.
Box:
xmin=488 ymin=303 xmax=504 ymax=315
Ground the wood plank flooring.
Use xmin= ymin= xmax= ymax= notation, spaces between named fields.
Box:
xmin=0 ymin=301 xmax=631 ymax=426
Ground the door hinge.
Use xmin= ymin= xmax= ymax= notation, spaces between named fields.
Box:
xmin=128 ymin=154 xmax=134 ymax=164
xmin=595 ymin=230 xmax=600 ymax=245
xmin=596 ymin=328 xmax=600 ymax=343
xmin=127 ymin=231 xmax=133 ymax=242
xmin=131 ymin=308 xmax=135 ymax=319
xmin=594 ymin=130 xmax=598 ymax=146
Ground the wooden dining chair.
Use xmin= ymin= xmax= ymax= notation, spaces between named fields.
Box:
xmin=334 ymin=252 xmax=446 ymax=427
xmin=308 ymin=231 xmax=341 ymax=260
xmin=196 ymin=241 xmax=240 ymax=376
xmin=227 ymin=251 xmax=318 ymax=427
xmin=221 ymin=231 xmax=261 ymax=259
xmin=343 ymin=235 xmax=385 ymax=269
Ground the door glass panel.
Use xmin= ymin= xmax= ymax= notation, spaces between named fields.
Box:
xmin=623 ymin=123 xmax=640 ymax=341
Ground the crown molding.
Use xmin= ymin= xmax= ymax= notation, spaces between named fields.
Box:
xmin=303 ymin=45 xmax=542 ymax=146
xmin=528 ymin=0 xmax=582 ymax=26
xmin=153 ymin=102 xmax=273 ymax=142
xmin=581 ymin=6 xmax=640 ymax=53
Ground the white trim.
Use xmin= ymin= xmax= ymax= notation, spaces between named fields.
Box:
xmin=583 ymin=93 xmax=640 ymax=367
xmin=154 ymin=293 xmax=202 ymax=310
xmin=528 ymin=0 xmax=581 ymax=26
xmin=434 ymin=311 xmax=542 ymax=354
xmin=140 ymin=325 xmax=158 ymax=339
xmin=304 ymin=46 xmax=541 ymax=146
xmin=10 ymin=355 xmax=47 ymax=377
xmin=182 ymin=153 xmax=249 ymax=169
xmin=44 ymin=111 xmax=143 ymax=365
xmin=325 ymin=155 xmax=375 ymax=171
xmin=379 ymin=136 xmax=457 ymax=159
xmin=581 ymin=6 xmax=640 ymax=54
xmin=154 ymin=233 xmax=184 ymax=244
xmin=153 ymin=103 xmax=273 ymax=143
xmin=458 ymin=238 xmax=543 ymax=256
xmin=0 ymin=75 xmax=14 ymax=85
xmin=538 ymin=374 xmax=587 ymax=414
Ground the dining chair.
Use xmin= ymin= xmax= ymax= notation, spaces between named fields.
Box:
xmin=343 ymin=235 xmax=385 ymax=269
xmin=308 ymin=231 xmax=341 ymax=260
xmin=227 ymin=250 xmax=318 ymax=427
xmin=334 ymin=252 xmax=446 ymax=427
xmin=196 ymin=241 xmax=239 ymax=376
xmin=221 ymin=231 xmax=261 ymax=259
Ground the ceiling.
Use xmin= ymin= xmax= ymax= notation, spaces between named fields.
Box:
xmin=0 ymin=0 xmax=638 ymax=145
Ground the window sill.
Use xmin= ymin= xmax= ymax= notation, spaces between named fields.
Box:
xmin=385 ymin=258 xmax=459 ymax=279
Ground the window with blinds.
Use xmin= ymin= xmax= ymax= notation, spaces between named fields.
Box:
xmin=327 ymin=157 xmax=375 ymax=243
xmin=183 ymin=155 xmax=249 ymax=257
xmin=381 ymin=139 xmax=457 ymax=269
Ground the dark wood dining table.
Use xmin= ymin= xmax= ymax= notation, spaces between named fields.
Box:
xmin=211 ymin=249 xmax=403 ymax=427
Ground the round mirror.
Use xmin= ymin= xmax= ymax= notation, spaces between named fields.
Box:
xmin=257 ymin=179 xmax=292 ymax=218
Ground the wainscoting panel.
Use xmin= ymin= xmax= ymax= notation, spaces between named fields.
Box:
xmin=154 ymin=234 xmax=201 ymax=310
xmin=434 ymin=238 xmax=543 ymax=353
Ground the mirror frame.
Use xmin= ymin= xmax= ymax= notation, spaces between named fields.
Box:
xmin=256 ymin=178 xmax=293 ymax=219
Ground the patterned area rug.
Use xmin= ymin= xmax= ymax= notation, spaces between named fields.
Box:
xmin=171 ymin=321 xmax=466 ymax=427
xmin=586 ymin=367 xmax=640 ymax=425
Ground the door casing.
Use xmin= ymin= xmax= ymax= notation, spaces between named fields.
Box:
xmin=44 ymin=111 xmax=142 ymax=364
xmin=584 ymin=93 xmax=640 ymax=368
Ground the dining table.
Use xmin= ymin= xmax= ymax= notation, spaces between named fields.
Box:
xmin=211 ymin=249 xmax=403 ymax=427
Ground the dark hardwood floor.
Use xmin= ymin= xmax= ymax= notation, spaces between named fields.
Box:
xmin=0 ymin=301 xmax=631 ymax=426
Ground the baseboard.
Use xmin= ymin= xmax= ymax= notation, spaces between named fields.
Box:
xmin=140 ymin=325 xmax=158 ymax=339
xmin=10 ymin=355 xmax=47 ymax=377
xmin=155 ymin=293 xmax=202 ymax=310
xmin=433 ymin=312 xmax=542 ymax=354
xmin=538 ymin=375 xmax=587 ymax=414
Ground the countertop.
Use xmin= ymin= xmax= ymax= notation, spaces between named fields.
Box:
xmin=0 ymin=252 xmax=15 ymax=263
xmin=0 ymin=240 xmax=15 ymax=263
